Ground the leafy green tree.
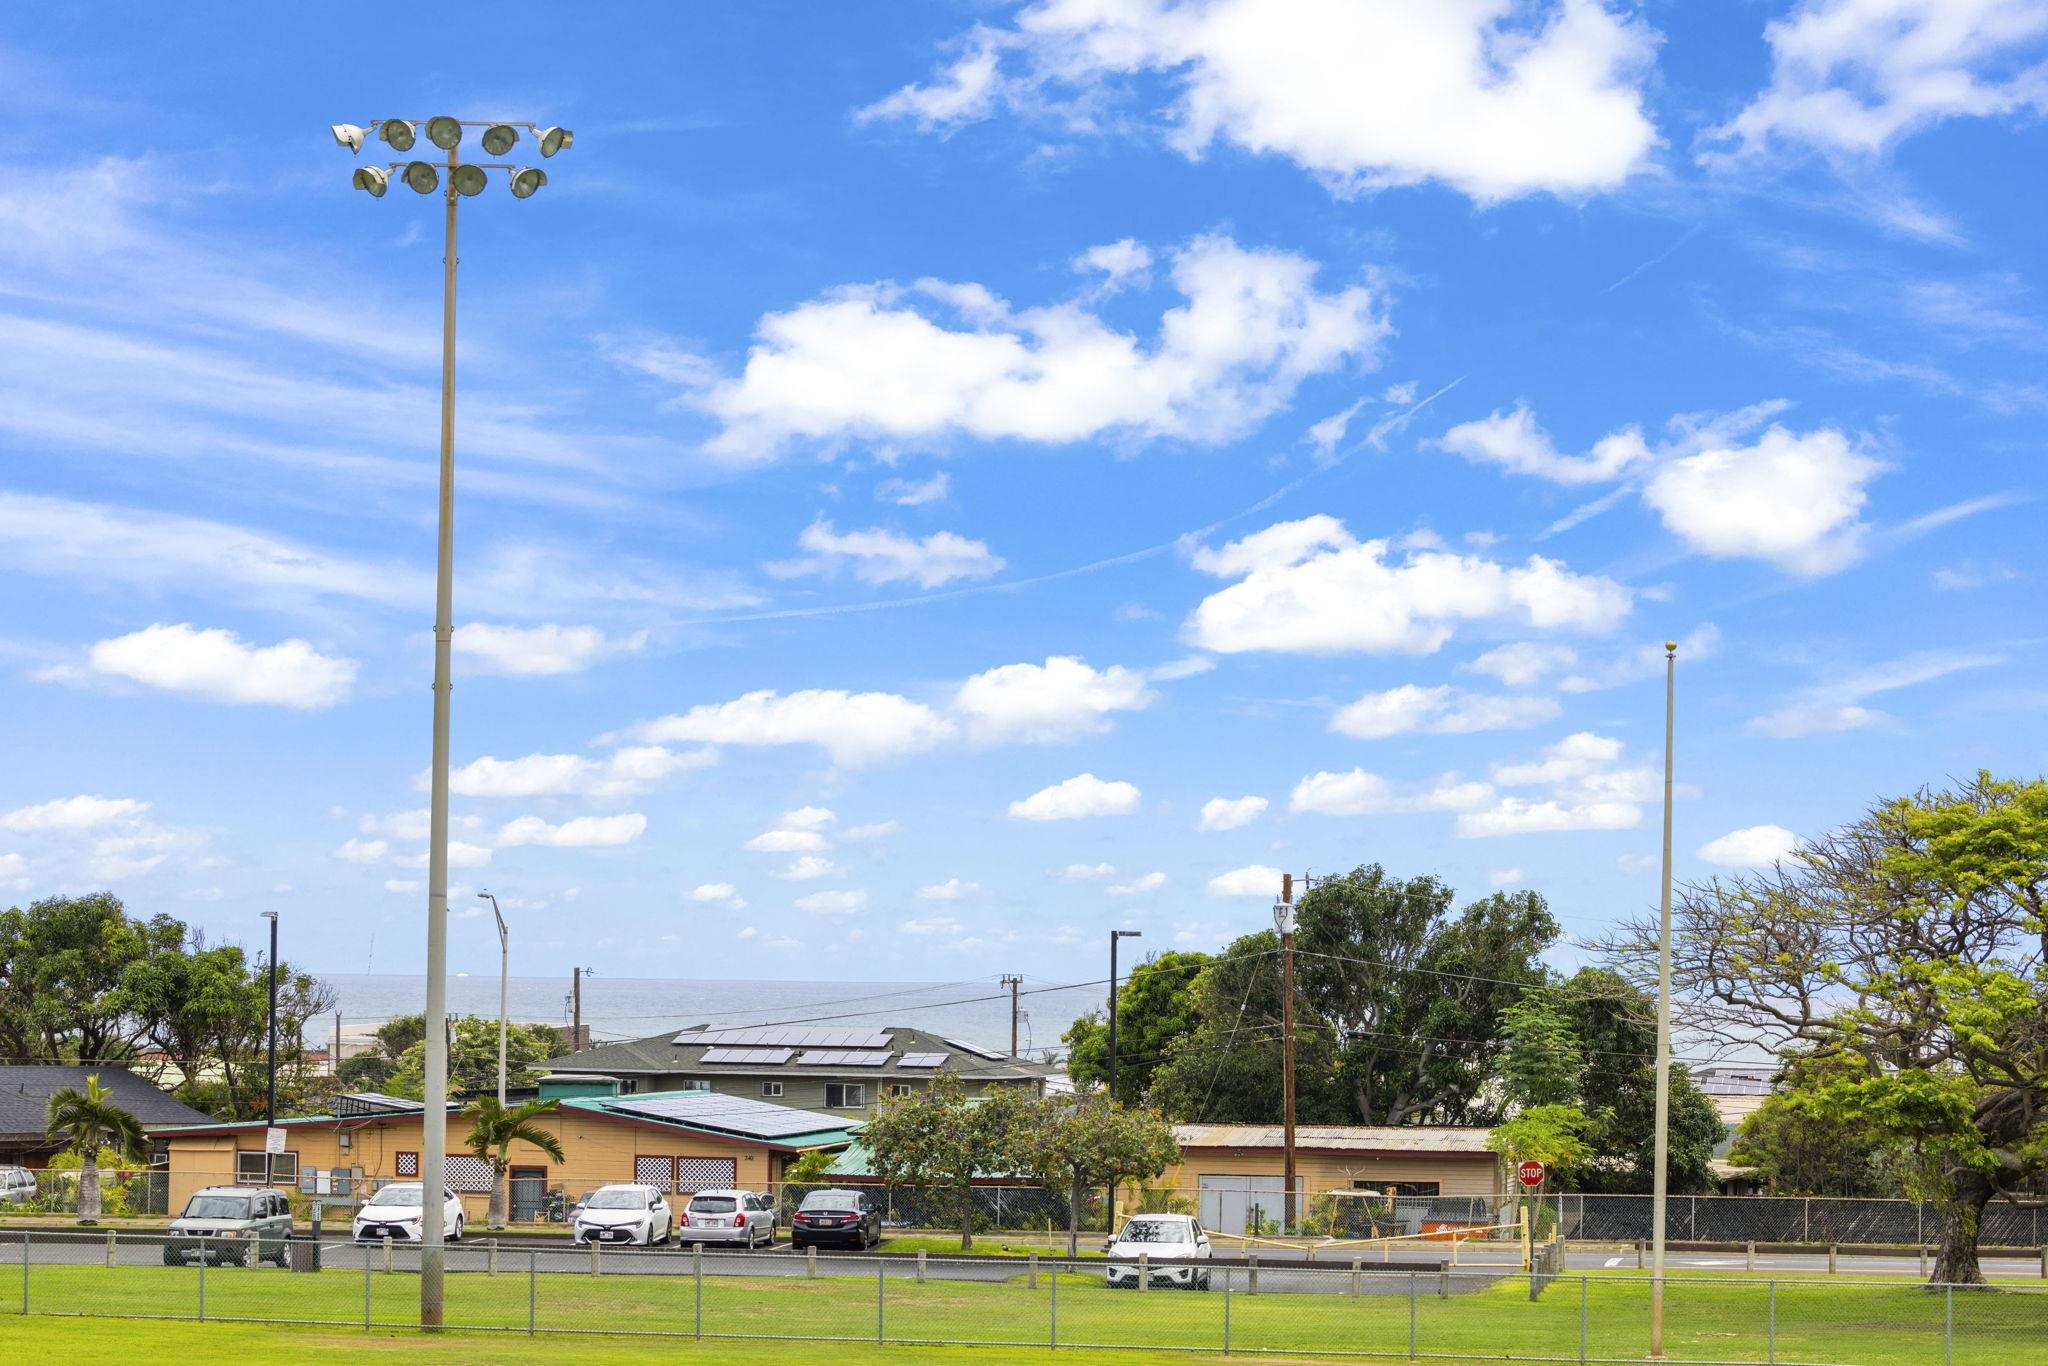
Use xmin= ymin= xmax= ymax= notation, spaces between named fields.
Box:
xmin=1729 ymin=1053 xmax=1903 ymax=1197
xmin=0 ymin=893 xmax=183 ymax=1063
xmin=45 ymin=1074 xmax=146 ymax=1221
xmin=1295 ymin=868 xmax=1558 ymax=1125
xmin=1497 ymin=990 xmax=1585 ymax=1109
xmin=1597 ymin=773 xmax=2048 ymax=1283
xmin=463 ymin=1097 xmax=566 ymax=1229
xmin=1490 ymin=1104 xmax=1594 ymax=1171
xmin=385 ymin=1016 xmax=562 ymax=1099
xmin=1064 ymin=950 xmax=1209 ymax=1106
xmin=1010 ymin=1093 xmax=1180 ymax=1255
xmin=1143 ymin=930 xmax=1345 ymax=1123
xmin=861 ymin=1072 xmax=1031 ymax=1249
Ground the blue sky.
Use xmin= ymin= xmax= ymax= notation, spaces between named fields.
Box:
xmin=1 ymin=2 xmax=2042 ymax=985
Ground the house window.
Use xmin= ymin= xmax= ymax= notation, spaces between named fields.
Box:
xmin=824 ymin=1083 xmax=866 ymax=1109
xmin=236 ymin=1150 xmax=299 ymax=1184
xmin=1353 ymin=1180 xmax=1440 ymax=1198
xmin=395 ymin=1152 xmax=420 ymax=1177
xmin=760 ymin=1082 xmax=783 ymax=1098
xmin=619 ymin=1079 xmax=638 ymax=1094
xmin=882 ymin=1083 xmax=916 ymax=1099
xmin=678 ymin=1078 xmax=712 ymax=1092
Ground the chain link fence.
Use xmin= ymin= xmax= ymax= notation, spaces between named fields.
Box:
xmin=1 ymin=1228 xmax=2045 ymax=1362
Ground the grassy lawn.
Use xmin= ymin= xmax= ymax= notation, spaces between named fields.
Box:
xmin=9 ymin=1261 xmax=2046 ymax=1364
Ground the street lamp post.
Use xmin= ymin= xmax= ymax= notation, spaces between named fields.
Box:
xmin=261 ymin=911 xmax=279 ymax=1189
xmin=1273 ymin=875 xmax=1297 ymax=1235
xmin=331 ymin=113 xmax=572 ymax=1328
xmin=1650 ymin=640 xmax=1678 ymax=1359
xmin=1105 ymin=930 xmax=1143 ymax=1101
xmin=477 ymin=892 xmax=508 ymax=1106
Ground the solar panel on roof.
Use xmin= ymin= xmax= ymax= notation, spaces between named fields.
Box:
xmin=941 ymin=1037 xmax=1009 ymax=1061
xmin=673 ymin=1026 xmax=893 ymax=1049
xmin=797 ymin=1049 xmax=892 ymax=1067
xmin=897 ymin=1052 xmax=949 ymax=1068
xmin=700 ymin=1047 xmax=795 ymax=1065
xmin=606 ymin=1091 xmax=843 ymax=1139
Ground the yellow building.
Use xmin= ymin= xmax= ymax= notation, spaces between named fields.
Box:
xmin=1165 ymin=1124 xmax=1502 ymax=1235
xmin=147 ymin=1086 xmax=859 ymax=1222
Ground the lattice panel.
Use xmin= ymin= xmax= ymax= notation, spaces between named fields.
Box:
xmin=635 ymin=1156 xmax=674 ymax=1190
xmin=395 ymin=1152 xmax=419 ymax=1177
xmin=445 ymin=1154 xmax=494 ymax=1192
xmin=674 ymin=1158 xmax=736 ymax=1192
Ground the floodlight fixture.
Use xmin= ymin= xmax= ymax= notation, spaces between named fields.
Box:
xmin=480 ymin=123 xmax=518 ymax=156
xmin=352 ymin=167 xmax=390 ymax=197
xmin=331 ymin=123 xmax=368 ymax=153
xmin=451 ymin=164 xmax=488 ymax=198
xmin=508 ymin=167 xmax=547 ymax=199
xmin=426 ymin=116 xmax=462 ymax=151
xmin=379 ymin=120 xmax=417 ymax=152
xmin=402 ymin=160 xmax=440 ymax=195
xmin=537 ymin=126 xmax=573 ymax=157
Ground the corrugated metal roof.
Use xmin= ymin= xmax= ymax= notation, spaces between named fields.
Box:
xmin=1172 ymin=1124 xmax=1497 ymax=1155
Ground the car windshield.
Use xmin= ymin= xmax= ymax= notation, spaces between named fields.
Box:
xmin=687 ymin=1196 xmax=736 ymax=1212
xmin=1118 ymin=1220 xmax=1190 ymax=1243
xmin=586 ymin=1190 xmax=650 ymax=1210
xmin=367 ymin=1185 xmax=424 ymax=1207
xmin=182 ymin=1196 xmax=253 ymax=1220
xmin=801 ymin=1195 xmax=861 ymax=1213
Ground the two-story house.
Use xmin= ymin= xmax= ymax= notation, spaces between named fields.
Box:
xmin=537 ymin=1023 xmax=1054 ymax=1119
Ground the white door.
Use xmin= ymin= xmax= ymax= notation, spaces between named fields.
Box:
xmin=1196 ymin=1175 xmax=1288 ymax=1237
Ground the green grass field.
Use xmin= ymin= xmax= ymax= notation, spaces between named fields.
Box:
xmin=7 ymin=1261 xmax=2046 ymax=1364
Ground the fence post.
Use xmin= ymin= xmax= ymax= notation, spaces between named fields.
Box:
xmin=1407 ymin=1271 xmax=1417 ymax=1360
xmin=1802 ymin=1197 xmax=1810 ymax=1244
xmin=1746 ymin=1240 xmax=1755 ymax=1272
xmin=2039 ymin=1245 xmax=2046 ymax=1279
xmin=1578 ymin=1276 xmax=1588 ymax=1364
xmin=105 ymin=1229 xmax=115 ymax=1269
xmin=488 ymin=1238 xmax=498 ymax=1277
xmin=1221 ymin=1271 xmax=1230 ymax=1356
xmin=381 ymin=1233 xmax=392 ymax=1274
xmin=1944 ymin=1283 xmax=1953 ymax=1366
xmin=1050 ymin=1256 xmax=1059 ymax=1350
xmin=20 ymin=1231 xmax=27 ymax=1315
xmin=1247 ymin=1252 xmax=1258 ymax=1295
xmin=1767 ymin=1280 xmax=1776 ymax=1365
xmin=1028 ymin=1250 xmax=1038 ymax=1290
xmin=916 ymin=1248 xmax=926 ymax=1284
xmin=876 ymin=1254 xmax=885 ymax=1345
xmin=363 ymin=1242 xmax=371 ymax=1332
xmin=694 ymin=1243 xmax=703 ymax=1340
xmin=1350 ymin=1257 xmax=1361 ymax=1296
xmin=806 ymin=1245 xmax=817 ymax=1279
xmin=1636 ymin=1238 xmax=1645 ymax=1270
xmin=1828 ymin=1244 xmax=1838 ymax=1275
xmin=1919 ymin=1245 xmax=1928 ymax=1277
xmin=198 ymin=1240 xmax=206 ymax=1322
xmin=590 ymin=1240 xmax=600 ymax=1276
xmin=1138 ymin=1251 xmax=1149 ymax=1290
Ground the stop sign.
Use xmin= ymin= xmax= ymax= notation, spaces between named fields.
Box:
xmin=1517 ymin=1160 xmax=1546 ymax=1187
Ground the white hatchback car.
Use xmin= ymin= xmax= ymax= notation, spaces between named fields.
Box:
xmin=572 ymin=1183 xmax=674 ymax=1246
xmin=353 ymin=1183 xmax=465 ymax=1243
xmin=680 ymin=1189 xmax=775 ymax=1248
xmin=1105 ymin=1213 xmax=1213 ymax=1289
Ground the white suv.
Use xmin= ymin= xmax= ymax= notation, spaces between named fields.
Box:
xmin=1105 ymin=1213 xmax=1212 ymax=1290
xmin=572 ymin=1183 xmax=673 ymax=1246
xmin=680 ymin=1189 xmax=774 ymax=1248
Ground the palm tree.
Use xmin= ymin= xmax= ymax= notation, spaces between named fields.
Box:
xmin=462 ymin=1096 xmax=565 ymax=1229
xmin=45 ymin=1074 xmax=147 ymax=1223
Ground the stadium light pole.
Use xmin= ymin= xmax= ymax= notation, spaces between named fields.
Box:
xmin=1650 ymin=640 xmax=1678 ymax=1359
xmin=331 ymin=113 xmax=571 ymax=1328
xmin=1106 ymin=930 xmax=1142 ymax=1100
xmin=1273 ymin=873 xmax=1297 ymax=1235
xmin=477 ymin=892 xmax=508 ymax=1106
xmin=261 ymin=911 xmax=279 ymax=1189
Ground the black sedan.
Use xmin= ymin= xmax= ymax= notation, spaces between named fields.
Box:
xmin=790 ymin=1189 xmax=880 ymax=1250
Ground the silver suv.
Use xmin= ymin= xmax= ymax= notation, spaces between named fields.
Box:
xmin=165 ymin=1186 xmax=294 ymax=1266
xmin=0 ymin=1166 xmax=37 ymax=1206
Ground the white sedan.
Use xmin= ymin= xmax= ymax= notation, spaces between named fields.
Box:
xmin=353 ymin=1183 xmax=466 ymax=1243
xmin=572 ymin=1183 xmax=675 ymax=1246
xmin=1105 ymin=1213 xmax=1213 ymax=1289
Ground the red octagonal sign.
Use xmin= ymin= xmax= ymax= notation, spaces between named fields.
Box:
xmin=1517 ymin=1160 xmax=1546 ymax=1187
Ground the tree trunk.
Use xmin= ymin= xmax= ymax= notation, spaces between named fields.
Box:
xmin=78 ymin=1153 xmax=102 ymax=1221
xmin=960 ymin=1182 xmax=975 ymax=1251
xmin=1930 ymin=1169 xmax=1993 ymax=1286
xmin=1067 ymin=1172 xmax=1083 ymax=1258
xmin=488 ymin=1157 xmax=508 ymax=1230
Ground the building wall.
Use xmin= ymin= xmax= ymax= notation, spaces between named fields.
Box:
xmin=160 ymin=1110 xmax=801 ymax=1220
xmin=1165 ymin=1147 xmax=1502 ymax=1199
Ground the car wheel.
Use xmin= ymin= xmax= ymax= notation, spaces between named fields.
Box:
xmin=452 ymin=1217 xmax=463 ymax=1243
xmin=161 ymin=1247 xmax=180 ymax=1267
xmin=240 ymin=1244 xmax=257 ymax=1268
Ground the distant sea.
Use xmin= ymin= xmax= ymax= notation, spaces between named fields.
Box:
xmin=316 ymin=974 xmax=1104 ymax=1059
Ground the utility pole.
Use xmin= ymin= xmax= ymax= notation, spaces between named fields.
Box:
xmin=261 ymin=911 xmax=279 ymax=1189
xmin=1275 ymin=873 xmax=1298 ymax=1235
xmin=572 ymin=966 xmax=593 ymax=1049
xmin=1106 ymin=931 xmax=1141 ymax=1100
xmin=1650 ymin=640 xmax=1678 ymax=1360
xmin=1001 ymin=974 xmax=1023 ymax=1057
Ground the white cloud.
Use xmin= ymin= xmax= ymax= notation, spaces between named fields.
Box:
xmin=1706 ymin=0 xmax=2048 ymax=160
xmin=1187 ymin=516 xmax=1630 ymax=655
xmin=1456 ymin=732 xmax=1656 ymax=837
xmin=0 ymin=852 xmax=27 ymax=890
xmin=1644 ymin=427 xmax=1882 ymax=575
xmin=1149 ymin=656 xmax=1216 ymax=682
xmin=496 ymin=814 xmax=647 ymax=848
xmin=1699 ymin=823 xmax=1801 ymax=869
xmin=842 ymin=820 xmax=901 ymax=842
xmin=1455 ymin=795 xmax=1641 ymax=837
xmin=0 ymin=795 xmax=150 ymax=832
xmin=876 ymin=471 xmax=951 ymax=507
xmin=767 ymin=520 xmax=1005 ymax=589
xmin=1289 ymin=770 xmax=1493 ymax=817
xmin=453 ymin=623 xmax=648 ymax=677
xmin=1075 ymin=238 xmax=1155 ymax=294
xmin=774 ymin=856 xmax=840 ymax=881
xmin=1748 ymin=649 xmax=2002 ymax=738
xmin=1489 ymin=868 xmax=1524 ymax=887
xmin=449 ymin=746 xmax=713 ymax=799
xmin=743 ymin=828 xmax=827 ymax=854
xmin=1059 ymin=862 xmax=1117 ymax=880
xmin=689 ymin=883 xmax=747 ymax=909
xmin=780 ymin=806 xmax=837 ymax=831
xmin=1616 ymin=853 xmax=1659 ymax=876
xmin=1008 ymin=773 xmax=1142 ymax=821
xmin=796 ymin=889 xmax=868 ymax=915
xmin=61 ymin=623 xmax=355 ymax=708
xmin=1111 ymin=871 xmax=1168 ymax=895
xmin=1748 ymin=703 xmax=1887 ymax=738
xmin=687 ymin=234 xmax=1386 ymax=461
xmin=383 ymin=879 xmax=420 ymax=894
xmin=918 ymin=878 xmax=980 ymax=901
xmin=1436 ymin=406 xmax=1650 ymax=484
xmin=953 ymin=656 xmax=1155 ymax=744
xmin=359 ymin=809 xmax=488 ymax=840
xmin=1208 ymin=863 xmax=1286 ymax=898
xmin=334 ymin=838 xmax=388 ymax=864
xmin=1467 ymin=642 xmax=1581 ymax=688
xmin=736 ymin=926 xmax=760 ymax=940
xmin=1198 ymin=796 xmax=1268 ymax=832
xmin=1559 ymin=626 xmax=1722 ymax=693
xmin=899 ymin=914 xmax=963 ymax=936
xmin=620 ymin=689 xmax=956 ymax=767
xmin=1330 ymin=684 xmax=1559 ymax=739
xmin=862 ymin=0 xmax=1660 ymax=203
